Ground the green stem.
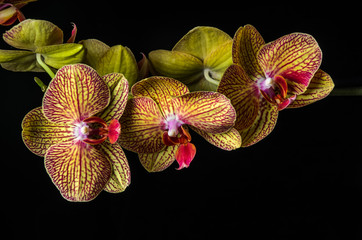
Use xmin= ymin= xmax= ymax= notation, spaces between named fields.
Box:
xmin=330 ymin=87 xmax=362 ymax=96
xmin=36 ymin=53 xmax=55 ymax=79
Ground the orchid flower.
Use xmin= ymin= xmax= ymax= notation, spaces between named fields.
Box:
xmin=148 ymin=26 xmax=233 ymax=91
xmin=218 ymin=25 xmax=334 ymax=147
xmin=22 ymin=64 xmax=131 ymax=201
xmin=119 ymin=77 xmax=241 ymax=172
xmin=0 ymin=0 xmax=35 ymax=26
xmin=0 ymin=19 xmax=83 ymax=75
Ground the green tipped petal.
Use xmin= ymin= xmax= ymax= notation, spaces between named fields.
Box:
xmin=79 ymin=39 xmax=110 ymax=68
xmin=3 ymin=19 xmax=63 ymax=51
xmin=96 ymin=45 xmax=138 ymax=87
xmin=36 ymin=43 xmax=85 ymax=69
xmin=148 ymin=49 xmax=203 ymax=84
xmin=0 ymin=49 xmax=42 ymax=71
xmin=173 ymin=26 xmax=232 ymax=60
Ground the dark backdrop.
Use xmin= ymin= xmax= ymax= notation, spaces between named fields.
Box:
xmin=2 ymin=1 xmax=360 ymax=239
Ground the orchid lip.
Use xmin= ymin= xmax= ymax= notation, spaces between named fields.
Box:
xmin=258 ymin=75 xmax=291 ymax=109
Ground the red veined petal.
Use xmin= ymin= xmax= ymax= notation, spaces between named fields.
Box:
xmin=232 ymin=25 xmax=265 ymax=81
xmin=45 ymin=141 xmax=112 ymax=202
xmin=131 ymin=76 xmax=189 ymax=118
xmin=43 ymin=64 xmax=110 ymax=124
xmin=257 ymin=33 xmax=322 ymax=95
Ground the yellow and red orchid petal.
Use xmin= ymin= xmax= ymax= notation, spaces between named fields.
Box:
xmin=98 ymin=142 xmax=130 ymax=193
xmin=97 ymin=73 xmax=129 ymax=123
xmin=131 ymin=76 xmax=189 ymax=117
xmin=257 ymin=33 xmax=322 ymax=95
xmin=138 ymin=145 xmax=178 ymax=172
xmin=22 ymin=107 xmax=75 ymax=157
xmin=232 ymin=25 xmax=265 ymax=81
xmin=119 ymin=97 xmax=165 ymax=153
xmin=172 ymin=91 xmax=236 ymax=134
xmin=43 ymin=64 xmax=110 ymax=125
xmin=191 ymin=126 xmax=242 ymax=150
xmin=175 ymin=143 xmax=196 ymax=170
xmin=240 ymin=99 xmax=278 ymax=147
xmin=217 ymin=64 xmax=260 ymax=131
xmin=45 ymin=140 xmax=112 ymax=202
xmin=288 ymin=69 xmax=334 ymax=108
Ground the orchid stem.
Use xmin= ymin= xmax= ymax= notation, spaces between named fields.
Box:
xmin=34 ymin=77 xmax=47 ymax=92
xmin=36 ymin=53 xmax=55 ymax=79
xmin=330 ymin=87 xmax=362 ymax=96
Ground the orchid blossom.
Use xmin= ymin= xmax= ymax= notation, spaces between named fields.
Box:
xmin=0 ymin=0 xmax=35 ymax=26
xmin=218 ymin=25 xmax=334 ymax=147
xmin=0 ymin=19 xmax=82 ymax=75
xmin=22 ymin=64 xmax=131 ymax=201
xmin=148 ymin=27 xmax=233 ymax=91
xmin=119 ymin=77 xmax=241 ymax=172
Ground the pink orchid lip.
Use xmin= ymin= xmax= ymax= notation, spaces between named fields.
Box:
xmin=75 ymin=116 xmax=121 ymax=145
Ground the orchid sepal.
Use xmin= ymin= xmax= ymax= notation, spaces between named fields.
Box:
xmin=149 ymin=26 xmax=233 ymax=91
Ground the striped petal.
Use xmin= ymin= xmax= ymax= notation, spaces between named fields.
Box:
xmin=240 ymin=99 xmax=278 ymax=147
xmin=138 ymin=145 xmax=178 ymax=172
xmin=119 ymin=97 xmax=165 ymax=153
xmin=232 ymin=25 xmax=265 ymax=81
xmin=43 ymin=64 xmax=110 ymax=124
xmin=218 ymin=64 xmax=260 ymax=132
xmin=98 ymin=142 xmax=130 ymax=193
xmin=97 ymin=73 xmax=129 ymax=123
xmin=45 ymin=141 xmax=112 ymax=202
xmin=172 ymin=91 xmax=236 ymax=134
xmin=22 ymin=107 xmax=74 ymax=157
xmin=257 ymin=33 xmax=322 ymax=94
xmin=288 ymin=69 xmax=334 ymax=108
xmin=191 ymin=127 xmax=241 ymax=150
xmin=131 ymin=76 xmax=189 ymax=118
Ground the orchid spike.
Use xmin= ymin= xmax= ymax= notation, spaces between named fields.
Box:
xmin=22 ymin=64 xmax=130 ymax=201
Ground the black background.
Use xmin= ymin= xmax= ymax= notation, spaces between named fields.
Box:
xmin=2 ymin=1 xmax=360 ymax=239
